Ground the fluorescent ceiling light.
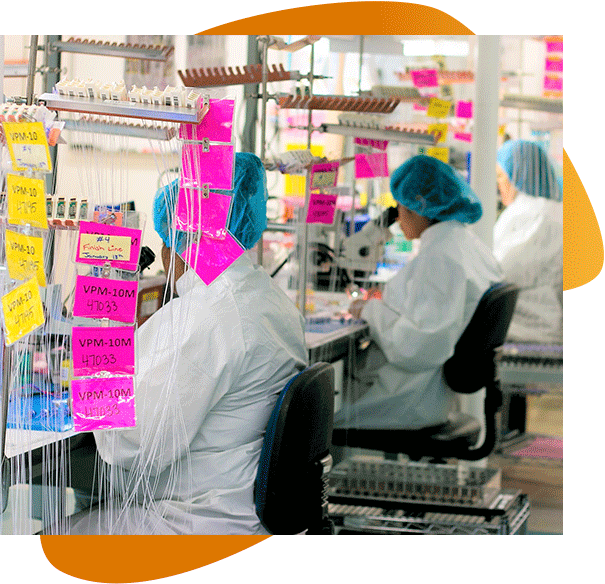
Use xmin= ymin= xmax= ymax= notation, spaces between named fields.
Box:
xmin=403 ymin=40 xmax=469 ymax=57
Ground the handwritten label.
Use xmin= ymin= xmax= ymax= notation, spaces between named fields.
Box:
xmin=426 ymin=147 xmax=450 ymax=164
xmin=410 ymin=69 xmax=439 ymax=88
xmin=2 ymin=278 xmax=45 ymax=345
xmin=71 ymin=376 xmax=136 ymax=431
xmin=355 ymin=152 xmax=389 ymax=179
xmin=428 ymin=123 xmax=448 ymax=144
xmin=5 ymin=230 xmax=46 ymax=287
xmin=3 ymin=122 xmax=52 ymax=172
xmin=306 ymin=193 xmax=338 ymax=225
xmin=73 ymin=275 xmax=139 ymax=323
xmin=78 ymin=234 xmax=131 ymax=263
xmin=427 ymin=97 xmax=452 ymax=119
xmin=72 ymin=326 xmax=135 ymax=377
xmin=182 ymin=232 xmax=244 ymax=286
xmin=76 ymin=222 xmax=142 ymax=272
xmin=6 ymin=174 xmax=48 ymax=229
xmin=456 ymin=100 xmax=473 ymax=119
xmin=310 ymin=162 xmax=339 ymax=190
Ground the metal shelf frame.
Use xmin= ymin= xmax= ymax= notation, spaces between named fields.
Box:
xmin=50 ymin=38 xmax=173 ymax=62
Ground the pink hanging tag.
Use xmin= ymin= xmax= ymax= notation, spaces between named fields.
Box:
xmin=355 ymin=152 xmax=389 ymax=179
xmin=411 ymin=69 xmax=439 ymax=88
xmin=179 ymin=98 xmax=235 ymax=144
xmin=72 ymin=326 xmax=135 ymax=377
xmin=310 ymin=161 xmax=339 ymax=190
xmin=546 ymin=40 xmax=563 ymax=53
xmin=306 ymin=193 xmax=338 ymax=225
xmin=181 ymin=143 xmax=235 ymax=191
xmin=544 ymin=76 xmax=563 ymax=91
xmin=73 ymin=275 xmax=138 ymax=323
xmin=454 ymin=132 xmax=473 ymax=143
xmin=72 ymin=376 xmax=136 ymax=431
xmin=175 ymin=187 xmax=232 ymax=239
xmin=182 ymin=232 xmax=244 ymax=286
xmin=545 ymin=57 xmax=563 ymax=72
xmin=456 ymin=100 xmax=473 ymax=119
xmin=76 ymin=221 xmax=142 ymax=272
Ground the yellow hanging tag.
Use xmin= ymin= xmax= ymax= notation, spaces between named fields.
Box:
xmin=5 ymin=230 xmax=47 ymax=287
xmin=426 ymin=147 xmax=450 ymax=164
xmin=3 ymin=121 xmax=53 ymax=173
xmin=2 ymin=278 xmax=45 ymax=345
xmin=428 ymin=123 xmax=449 ymax=144
xmin=6 ymin=174 xmax=48 ymax=229
xmin=426 ymin=98 xmax=452 ymax=119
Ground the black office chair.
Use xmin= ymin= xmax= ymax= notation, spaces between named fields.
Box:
xmin=255 ymin=362 xmax=335 ymax=534
xmin=332 ymin=283 xmax=519 ymax=462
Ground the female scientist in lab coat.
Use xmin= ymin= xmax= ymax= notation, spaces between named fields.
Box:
xmin=70 ymin=153 xmax=308 ymax=535
xmin=334 ymin=155 xmax=503 ymax=431
xmin=494 ymin=139 xmax=563 ymax=344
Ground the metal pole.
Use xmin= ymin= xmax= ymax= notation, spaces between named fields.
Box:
xmin=1 ymin=36 xmax=5 ymax=103
xmin=256 ymin=36 xmax=270 ymax=268
xmin=26 ymin=35 xmax=38 ymax=105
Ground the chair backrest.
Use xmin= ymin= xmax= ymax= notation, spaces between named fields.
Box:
xmin=443 ymin=282 xmax=519 ymax=395
xmin=255 ymin=362 xmax=335 ymax=534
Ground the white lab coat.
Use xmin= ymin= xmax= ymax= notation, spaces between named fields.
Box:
xmin=493 ymin=192 xmax=563 ymax=343
xmin=70 ymin=254 xmax=308 ymax=534
xmin=334 ymin=221 xmax=503 ymax=430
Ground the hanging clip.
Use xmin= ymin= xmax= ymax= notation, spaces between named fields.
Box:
xmin=201 ymin=183 xmax=210 ymax=199
xmin=201 ymin=137 xmax=210 ymax=152
xmin=101 ymin=262 xmax=111 ymax=279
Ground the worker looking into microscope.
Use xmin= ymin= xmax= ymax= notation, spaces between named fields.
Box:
xmin=335 ymin=155 xmax=503 ymax=431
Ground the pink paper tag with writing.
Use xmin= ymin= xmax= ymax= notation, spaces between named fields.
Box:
xmin=546 ymin=41 xmax=563 ymax=53
xmin=544 ymin=76 xmax=563 ymax=91
xmin=72 ymin=376 xmax=136 ymax=431
xmin=306 ymin=193 xmax=338 ymax=224
xmin=72 ymin=326 xmax=135 ymax=377
xmin=411 ymin=69 xmax=439 ymax=88
xmin=182 ymin=232 xmax=244 ymax=285
xmin=456 ymin=100 xmax=473 ymax=119
xmin=76 ymin=221 xmax=142 ymax=272
xmin=454 ymin=132 xmax=473 ymax=143
xmin=73 ymin=275 xmax=139 ymax=323
xmin=545 ymin=57 xmax=563 ymax=72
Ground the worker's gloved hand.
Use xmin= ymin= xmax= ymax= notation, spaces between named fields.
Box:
xmin=349 ymin=299 xmax=367 ymax=320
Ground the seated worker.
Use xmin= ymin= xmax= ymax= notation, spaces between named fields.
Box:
xmin=69 ymin=152 xmax=308 ymax=534
xmin=334 ymin=155 xmax=503 ymax=431
xmin=494 ymin=139 xmax=563 ymax=344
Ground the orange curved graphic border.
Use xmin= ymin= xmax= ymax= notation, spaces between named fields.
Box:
xmin=40 ymin=2 xmax=600 ymax=583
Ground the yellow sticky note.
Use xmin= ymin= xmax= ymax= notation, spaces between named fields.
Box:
xmin=428 ymin=123 xmax=449 ymax=144
xmin=6 ymin=174 xmax=48 ymax=229
xmin=426 ymin=147 xmax=450 ymax=164
xmin=3 ymin=122 xmax=53 ymax=173
xmin=2 ymin=278 xmax=45 ymax=345
xmin=426 ymin=98 xmax=453 ymax=119
xmin=5 ymin=230 xmax=47 ymax=287
xmin=78 ymin=234 xmax=132 ymax=263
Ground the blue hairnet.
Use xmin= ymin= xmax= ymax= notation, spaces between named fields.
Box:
xmin=497 ymin=139 xmax=562 ymax=201
xmin=153 ymin=152 xmax=268 ymax=251
xmin=390 ymin=155 xmax=482 ymax=224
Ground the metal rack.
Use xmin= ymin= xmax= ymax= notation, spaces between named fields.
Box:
xmin=500 ymin=94 xmax=563 ymax=114
xmin=178 ymin=63 xmax=301 ymax=88
xmin=50 ymin=38 xmax=173 ymax=62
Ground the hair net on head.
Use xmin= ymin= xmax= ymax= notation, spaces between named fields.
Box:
xmin=153 ymin=152 xmax=268 ymax=252
xmin=390 ymin=155 xmax=482 ymax=224
xmin=497 ymin=139 xmax=562 ymax=202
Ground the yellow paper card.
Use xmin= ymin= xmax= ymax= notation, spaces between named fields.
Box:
xmin=6 ymin=174 xmax=48 ymax=229
xmin=426 ymin=147 xmax=450 ymax=164
xmin=2 ymin=278 xmax=45 ymax=345
xmin=428 ymin=123 xmax=449 ymax=144
xmin=5 ymin=230 xmax=47 ymax=287
xmin=426 ymin=98 xmax=453 ymax=119
xmin=2 ymin=121 xmax=52 ymax=172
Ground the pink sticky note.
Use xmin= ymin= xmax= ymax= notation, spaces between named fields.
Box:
xmin=545 ymin=57 xmax=563 ymax=73
xmin=76 ymin=222 xmax=142 ymax=272
xmin=454 ymin=132 xmax=473 ymax=143
xmin=182 ymin=232 xmax=244 ymax=285
xmin=73 ymin=275 xmax=139 ymax=323
xmin=72 ymin=326 xmax=135 ymax=377
xmin=544 ymin=76 xmax=563 ymax=91
xmin=411 ymin=69 xmax=439 ymax=88
xmin=546 ymin=41 xmax=563 ymax=53
xmin=179 ymin=98 xmax=235 ymax=143
xmin=354 ymin=137 xmax=388 ymax=150
xmin=175 ymin=187 xmax=232 ymax=238
xmin=456 ymin=100 xmax=473 ymax=119
xmin=306 ymin=193 xmax=338 ymax=224
xmin=181 ymin=142 xmax=235 ymax=190
xmin=355 ymin=152 xmax=389 ymax=179
xmin=72 ymin=376 xmax=136 ymax=431
xmin=310 ymin=162 xmax=339 ymax=190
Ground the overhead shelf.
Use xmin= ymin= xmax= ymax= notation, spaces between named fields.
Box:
xmin=500 ymin=94 xmax=562 ymax=114
xmin=317 ymin=122 xmax=438 ymax=146
xmin=51 ymin=38 xmax=174 ymax=61
xmin=278 ymin=93 xmax=401 ymax=114
xmin=63 ymin=118 xmax=177 ymax=141
xmin=37 ymin=93 xmax=208 ymax=124
xmin=178 ymin=63 xmax=301 ymax=88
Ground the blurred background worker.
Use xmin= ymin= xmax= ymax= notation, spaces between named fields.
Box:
xmin=69 ymin=153 xmax=308 ymax=535
xmin=335 ymin=155 xmax=503 ymax=431
xmin=495 ymin=139 xmax=563 ymax=344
